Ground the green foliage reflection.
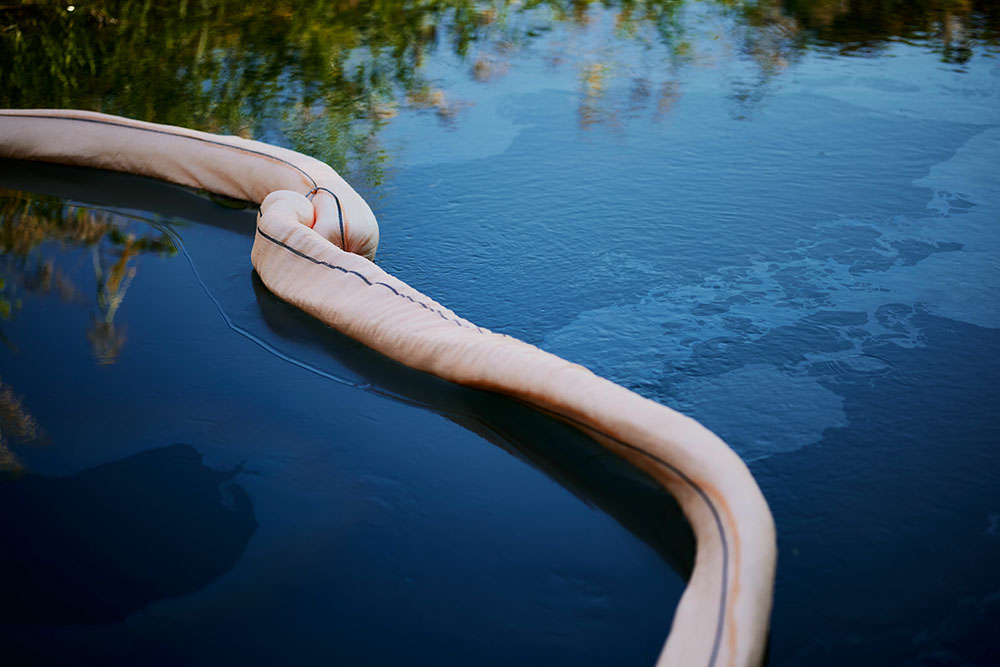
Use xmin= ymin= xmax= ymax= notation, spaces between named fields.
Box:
xmin=3 ymin=1 xmax=997 ymax=181
xmin=0 ymin=190 xmax=177 ymax=469
xmin=0 ymin=375 xmax=41 ymax=473
xmin=0 ymin=191 xmax=177 ymax=364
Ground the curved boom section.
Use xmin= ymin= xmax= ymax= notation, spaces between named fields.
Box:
xmin=0 ymin=109 xmax=776 ymax=667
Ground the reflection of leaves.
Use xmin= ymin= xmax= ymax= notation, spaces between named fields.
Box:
xmin=0 ymin=277 xmax=13 ymax=320
xmin=780 ymin=0 xmax=997 ymax=64
xmin=0 ymin=383 xmax=40 ymax=441
xmin=0 ymin=377 xmax=43 ymax=473
xmin=0 ymin=192 xmax=176 ymax=260
xmin=2 ymin=0 xmax=528 ymax=187
xmin=1 ymin=0 xmax=998 ymax=159
xmin=87 ymin=317 xmax=127 ymax=366
xmin=0 ymin=192 xmax=177 ymax=363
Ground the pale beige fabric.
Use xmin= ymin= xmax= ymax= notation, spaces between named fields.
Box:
xmin=0 ymin=109 xmax=379 ymax=259
xmin=1 ymin=109 xmax=776 ymax=667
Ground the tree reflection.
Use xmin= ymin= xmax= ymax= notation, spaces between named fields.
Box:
xmin=0 ymin=191 xmax=178 ymax=466
xmin=780 ymin=0 xmax=997 ymax=63
xmin=0 ymin=193 xmax=176 ymax=365
xmin=3 ymin=1 xmax=996 ymax=170
xmin=0 ymin=377 xmax=41 ymax=473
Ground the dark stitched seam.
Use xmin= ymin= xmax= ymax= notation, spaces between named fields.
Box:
xmin=3 ymin=112 xmax=318 ymax=191
xmin=256 ymin=225 xmax=474 ymax=329
xmin=256 ymin=220 xmax=730 ymax=667
xmin=309 ymin=187 xmax=346 ymax=248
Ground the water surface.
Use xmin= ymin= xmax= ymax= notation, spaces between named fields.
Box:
xmin=2 ymin=1 xmax=999 ymax=665
xmin=0 ymin=161 xmax=692 ymax=666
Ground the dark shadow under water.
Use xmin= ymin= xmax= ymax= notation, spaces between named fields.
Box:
xmin=0 ymin=444 xmax=256 ymax=625
xmin=250 ymin=272 xmax=696 ymax=578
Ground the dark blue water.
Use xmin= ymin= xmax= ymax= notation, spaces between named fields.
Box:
xmin=0 ymin=161 xmax=695 ymax=666
xmin=2 ymin=1 xmax=1000 ymax=665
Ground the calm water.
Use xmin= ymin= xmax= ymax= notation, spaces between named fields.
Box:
xmin=2 ymin=1 xmax=1000 ymax=665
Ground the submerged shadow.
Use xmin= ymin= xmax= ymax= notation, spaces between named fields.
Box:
xmin=0 ymin=444 xmax=256 ymax=625
xmin=250 ymin=274 xmax=696 ymax=578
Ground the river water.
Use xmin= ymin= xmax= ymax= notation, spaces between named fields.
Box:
xmin=1 ymin=1 xmax=998 ymax=665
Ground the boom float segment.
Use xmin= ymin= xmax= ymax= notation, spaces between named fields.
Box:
xmin=0 ymin=108 xmax=777 ymax=667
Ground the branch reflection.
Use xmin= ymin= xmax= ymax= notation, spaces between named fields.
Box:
xmin=0 ymin=191 xmax=177 ymax=366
